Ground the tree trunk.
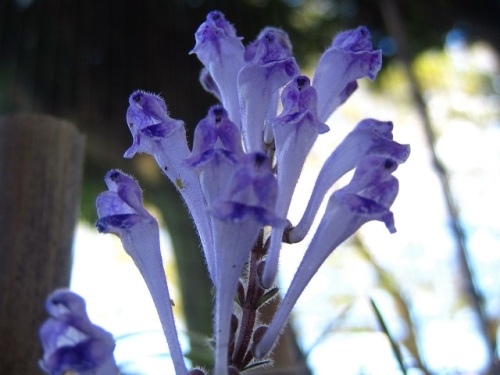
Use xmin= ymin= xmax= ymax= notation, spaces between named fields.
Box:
xmin=0 ymin=114 xmax=84 ymax=374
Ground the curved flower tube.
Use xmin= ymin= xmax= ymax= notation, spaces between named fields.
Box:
xmin=255 ymin=155 xmax=401 ymax=358
xmin=261 ymin=76 xmax=329 ymax=288
xmin=95 ymin=170 xmax=188 ymax=375
xmin=125 ymin=90 xmax=215 ymax=281
xmin=39 ymin=289 xmax=118 ymax=375
xmin=289 ymin=118 xmax=410 ymax=243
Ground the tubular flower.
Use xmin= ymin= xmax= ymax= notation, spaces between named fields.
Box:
xmin=125 ymin=90 xmax=215 ymax=280
xmin=238 ymin=27 xmax=300 ymax=151
xmin=208 ymin=152 xmax=282 ymax=375
xmin=255 ymin=155 xmax=402 ymax=358
xmin=95 ymin=170 xmax=188 ymax=375
xmin=313 ymin=26 xmax=382 ymax=122
xmin=39 ymin=290 xmax=118 ymax=375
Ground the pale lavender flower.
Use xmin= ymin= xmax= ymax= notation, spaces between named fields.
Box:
xmin=95 ymin=170 xmax=188 ymax=375
xmin=289 ymin=118 xmax=410 ymax=243
xmin=125 ymin=90 xmax=215 ymax=280
xmin=191 ymin=11 xmax=245 ymax=126
xmin=261 ymin=75 xmax=329 ymax=287
xmin=313 ymin=26 xmax=382 ymax=122
xmin=208 ymin=152 xmax=283 ymax=374
xmin=186 ymin=105 xmax=245 ymax=205
xmin=39 ymin=289 xmax=118 ymax=375
xmin=238 ymin=27 xmax=300 ymax=151
xmin=255 ymin=155 xmax=402 ymax=358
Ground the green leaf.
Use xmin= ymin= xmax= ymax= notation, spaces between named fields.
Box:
xmin=370 ymin=297 xmax=407 ymax=375
xmin=242 ymin=360 xmax=272 ymax=371
xmin=257 ymin=287 xmax=279 ymax=308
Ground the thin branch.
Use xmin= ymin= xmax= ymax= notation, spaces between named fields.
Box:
xmin=378 ymin=0 xmax=498 ymax=373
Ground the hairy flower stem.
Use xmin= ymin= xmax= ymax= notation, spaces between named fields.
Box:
xmin=231 ymin=240 xmax=265 ymax=369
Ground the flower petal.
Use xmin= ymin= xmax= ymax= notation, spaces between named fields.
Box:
xmin=238 ymin=28 xmax=300 ymax=152
xmin=39 ymin=290 xmax=117 ymax=375
xmin=95 ymin=171 xmax=188 ymax=375
xmin=191 ymin=11 xmax=245 ymax=125
xmin=313 ymin=26 xmax=382 ymax=122
xmin=124 ymin=92 xmax=216 ymax=279
xmin=255 ymin=156 xmax=400 ymax=359
xmin=290 ymin=118 xmax=409 ymax=243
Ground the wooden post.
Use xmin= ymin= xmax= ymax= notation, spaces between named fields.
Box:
xmin=0 ymin=114 xmax=84 ymax=374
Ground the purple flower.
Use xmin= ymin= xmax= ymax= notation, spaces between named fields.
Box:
xmin=95 ymin=170 xmax=188 ymax=375
xmin=209 ymin=153 xmax=283 ymax=374
xmin=211 ymin=153 xmax=282 ymax=226
xmin=39 ymin=289 xmax=117 ymax=375
xmin=289 ymin=118 xmax=410 ymax=243
xmin=125 ymin=90 xmax=215 ymax=280
xmin=238 ymin=27 xmax=300 ymax=151
xmin=186 ymin=106 xmax=244 ymax=204
xmin=313 ymin=26 xmax=382 ymax=122
xmin=191 ymin=11 xmax=245 ymax=125
xmin=261 ymin=75 xmax=329 ymax=287
xmin=255 ymin=155 xmax=401 ymax=359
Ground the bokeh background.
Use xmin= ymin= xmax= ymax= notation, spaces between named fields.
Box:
xmin=1 ymin=0 xmax=499 ymax=374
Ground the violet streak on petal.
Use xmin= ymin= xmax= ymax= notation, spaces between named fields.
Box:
xmin=211 ymin=153 xmax=283 ymax=226
xmin=39 ymin=289 xmax=118 ymax=375
xmin=125 ymin=90 xmax=216 ymax=281
xmin=255 ymin=156 xmax=400 ymax=359
xmin=125 ymin=90 xmax=184 ymax=159
xmin=186 ymin=106 xmax=244 ymax=212
xmin=313 ymin=26 xmax=382 ymax=122
xmin=290 ymin=118 xmax=409 ymax=243
xmin=238 ymin=27 xmax=300 ymax=152
xmin=191 ymin=11 xmax=245 ymax=125
xmin=95 ymin=170 xmax=188 ymax=375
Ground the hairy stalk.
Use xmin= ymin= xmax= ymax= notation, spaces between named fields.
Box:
xmin=232 ymin=257 xmax=258 ymax=365
xmin=231 ymin=238 xmax=266 ymax=369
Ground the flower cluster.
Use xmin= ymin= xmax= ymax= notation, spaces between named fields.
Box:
xmin=38 ymin=10 xmax=409 ymax=375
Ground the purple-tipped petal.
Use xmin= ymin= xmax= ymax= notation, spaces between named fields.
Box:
xmin=211 ymin=153 xmax=283 ymax=226
xmin=125 ymin=91 xmax=186 ymax=159
xmin=313 ymin=26 xmax=382 ymax=122
xmin=191 ymin=11 xmax=245 ymax=125
xmin=262 ymin=76 xmax=329 ymax=288
xmin=238 ymin=28 xmax=300 ymax=152
xmin=290 ymin=118 xmax=409 ymax=243
xmin=95 ymin=170 xmax=154 ymax=235
xmin=95 ymin=170 xmax=188 ymax=375
xmin=244 ymin=27 xmax=293 ymax=64
xmin=186 ymin=106 xmax=244 ymax=169
xmin=39 ymin=290 xmax=118 ymax=375
xmin=124 ymin=91 xmax=216 ymax=279
xmin=186 ymin=106 xmax=245 ymax=231
xmin=255 ymin=156 xmax=400 ymax=359
xmin=209 ymin=152 xmax=283 ymax=375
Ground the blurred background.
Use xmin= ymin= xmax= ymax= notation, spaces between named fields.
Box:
xmin=1 ymin=0 xmax=499 ymax=374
